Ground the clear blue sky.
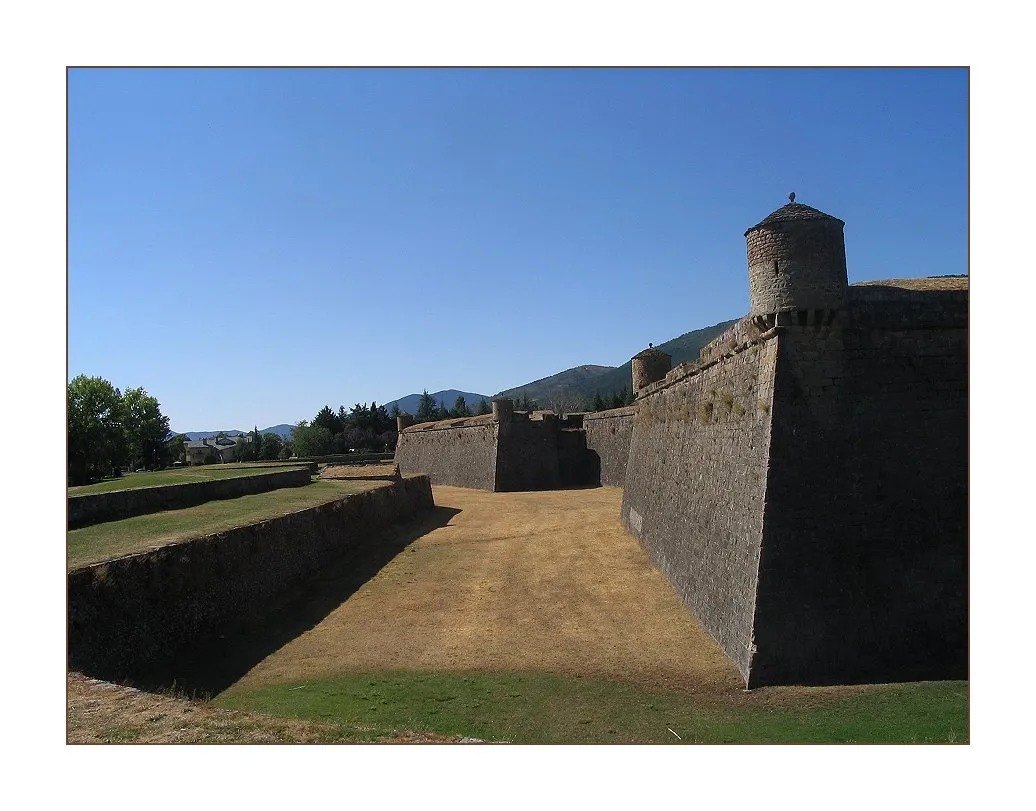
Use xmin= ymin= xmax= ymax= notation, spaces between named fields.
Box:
xmin=68 ymin=67 xmax=968 ymax=432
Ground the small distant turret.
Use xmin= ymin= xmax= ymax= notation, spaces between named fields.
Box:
xmin=492 ymin=397 xmax=514 ymax=423
xmin=745 ymin=196 xmax=848 ymax=317
xmin=396 ymin=414 xmax=414 ymax=432
xmin=631 ymin=343 xmax=672 ymax=395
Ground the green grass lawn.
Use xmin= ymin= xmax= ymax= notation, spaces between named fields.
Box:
xmin=67 ymin=479 xmax=385 ymax=569
xmin=214 ymin=671 xmax=968 ymax=744
xmin=68 ymin=464 xmax=307 ymax=495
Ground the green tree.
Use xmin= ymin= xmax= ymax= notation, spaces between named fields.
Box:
xmin=476 ymin=398 xmax=491 ymax=415
xmin=592 ymin=392 xmax=607 ymax=412
xmin=259 ymin=432 xmax=283 ymax=460
xmin=314 ymin=405 xmax=342 ymax=436
xmin=291 ymin=420 xmax=333 ymax=457
xmin=371 ymin=402 xmax=391 ymax=432
xmin=416 ymin=390 xmax=438 ymax=422
xmin=68 ymin=375 xmax=126 ymax=484
xmin=349 ymin=403 xmax=371 ymax=431
xmin=121 ymin=388 xmax=172 ymax=470
xmin=234 ymin=434 xmax=257 ymax=462
xmin=165 ymin=434 xmax=188 ymax=465
xmin=451 ymin=396 xmax=471 ymax=418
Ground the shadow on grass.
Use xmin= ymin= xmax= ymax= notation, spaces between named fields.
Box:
xmin=139 ymin=505 xmax=462 ymax=698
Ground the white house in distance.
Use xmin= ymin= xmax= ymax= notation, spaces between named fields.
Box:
xmin=183 ymin=434 xmax=250 ymax=465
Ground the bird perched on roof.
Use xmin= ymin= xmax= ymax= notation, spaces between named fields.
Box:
xmin=789 ymin=192 xmax=796 ymax=203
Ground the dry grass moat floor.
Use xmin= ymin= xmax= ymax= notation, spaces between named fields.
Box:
xmin=230 ymin=485 xmax=745 ymax=697
xmin=69 ymin=485 xmax=966 ymax=742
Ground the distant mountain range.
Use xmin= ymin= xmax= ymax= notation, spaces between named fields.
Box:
xmin=498 ymin=365 xmax=616 ymax=408
xmin=173 ymin=318 xmax=737 ymax=434
xmin=497 ymin=319 xmax=736 ymax=408
xmin=381 ymin=390 xmax=493 ymax=416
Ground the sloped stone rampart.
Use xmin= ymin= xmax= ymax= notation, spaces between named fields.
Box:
xmin=622 ymin=336 xmax=777 ymax=682
xmin=622 ymin=287 xmax=967 ymax=687
xmin=750 ymin=292 xmax=968 ymax=686
xmin=67 ymin=467 xmax=314 ymax=529
xmin=395 ymin=423 xmax=498 ymax=489
xmin=583 ymin=407 xmax=634 ymax=487
xmin=394 ymin=414 xmax=578 ymax=491
xmin=67 ymin=476 xmax=434 ymax=683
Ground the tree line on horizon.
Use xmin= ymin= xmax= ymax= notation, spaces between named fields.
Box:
xmin=409 ymin=387 xmax=636 ymax=420
xmin=67 ymin=372 xmax=642 ymax=486
xmin=287 ymin=402 xmax=398 ymax=457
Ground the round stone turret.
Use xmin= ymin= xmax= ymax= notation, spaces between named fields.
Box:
xmin=396 ymin=414 xmax=414 ymax=432
xmin=492 ymin=397 xmax=514 ymax=422
xmin=631 ymin=344 xmax=672 ymax=395
xmin=745 ymin=197 xmax=848 ymax=317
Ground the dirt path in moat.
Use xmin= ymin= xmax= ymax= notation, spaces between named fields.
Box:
xmin=228 ymin=485 xmax=746 ymax=697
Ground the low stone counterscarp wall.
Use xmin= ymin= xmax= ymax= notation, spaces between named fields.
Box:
xmin=67 ymin=476 xmax=434 ymax=683
xmin=67 ymin=467 xmax=314 ymax=529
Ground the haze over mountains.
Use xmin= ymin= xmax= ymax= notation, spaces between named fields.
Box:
xmin=176 ymin=318 xmax=735 ymax=435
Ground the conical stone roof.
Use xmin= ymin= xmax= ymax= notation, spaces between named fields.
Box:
xmin=632 ymin=345 xmax=670 ymax=360
xmin=745 ymin=202 xmax=845 ymax=235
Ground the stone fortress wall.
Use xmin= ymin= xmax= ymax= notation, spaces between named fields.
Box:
xmin=393 ymin=196 xmax=968 ymax=688
xmin=393 ymin=416 xmax=500 ymax=490
xmin=747 ymin=286 xmax=968 ymax=686
xmin=622 ymin=319 xmax=778 ymax=680
xmin=583 ymin=406 xmax=635 ymax=487
xmin=395 ymin=407 xmax=591 ymax=491
xmin=67 ymin=476 xmax=434 ymax=684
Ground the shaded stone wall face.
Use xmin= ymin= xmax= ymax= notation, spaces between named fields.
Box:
xmin=394 ymin=424 xmax=499 ymax=490
xmin=68 ymin=468 xmax=313 ymax=529
xmin=496 ymin=419 xmax=560 ymax=491
xmin=583 ymin=407 xmax=635 ymax=487
xmin=621 ymin=338 xmax=777 ymax=682
xmin=750 ymin=294 xmax=968 ymax=686
xmin=557 ymin=428 xmax=592 ymax=487
xmin=747 ymin=221 xmax=848 ymax=315
xmin=67 ymin=476 xmax=434 ymax=683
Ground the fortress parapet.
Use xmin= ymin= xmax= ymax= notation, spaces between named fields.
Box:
xmin=492 ymin=397 xmax=514 ymax=423
xmin=631 ymin=344 xmax=672 ymax=395
xmin=745 ymin=195 xmax=848 ymax=320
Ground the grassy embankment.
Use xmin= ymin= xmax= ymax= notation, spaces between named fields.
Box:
xmin=216 ymin=672 xmax=967 ymax=744
xmin=67 ymin=478 xmax=383 ymax=569
xmin=68 ymin=464 xmax=306 ymax=495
